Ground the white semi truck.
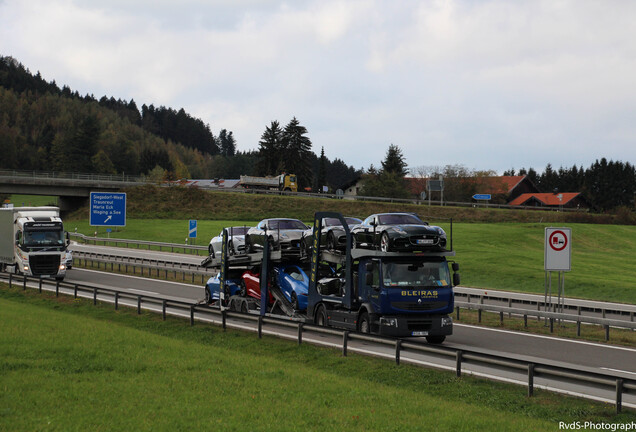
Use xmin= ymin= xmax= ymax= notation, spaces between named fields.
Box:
xmin=0 ymin=207 xmax=70 ymax=281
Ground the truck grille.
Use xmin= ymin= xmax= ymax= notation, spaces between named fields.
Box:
xmin=407 ymin=319 xmax=433 ymax=331
xmin=30 ymin=255 xmax=60 ymax=276
xmin=392 ymin=301 xmax=447 ymax=311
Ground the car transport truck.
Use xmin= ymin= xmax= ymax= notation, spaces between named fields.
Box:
xmin=0 ymin=206 xmax=70 ymax=281
xmin=238 ymin=173 xmax=298 ymax=192
xmin=202 ymin=212 xmax=459 ymax=343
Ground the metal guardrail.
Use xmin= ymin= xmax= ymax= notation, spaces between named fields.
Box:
xmin=72 ymin=251 xmax=214 ymax=285
xmin=1 ymin=271 xmax=634 ymax=413
xmin=455 ymin=301 xmax=636 ymax=341
xmin=70 ymin=233 xmax=207 ymax=254
xmin=0 ymin=169 xmax=145 ymax=183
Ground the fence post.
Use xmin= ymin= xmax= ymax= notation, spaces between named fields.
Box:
xmin=115 ymin=292 xmax=119 ymax=310
xmin=523 ymin=314 xmax=527 ymax=328
xmin=93 ymin=288 xmax=97 ymax=305
xmin=190 ymin=306 xmax=194 ymax=326
xmin=395 ymin=340 xmax=402 ymax=365
xmin=456 ymin=350 xmax=463 ymax=377
xmin=9 ymin=272 xmax=12 ymax=288
xmin=576 ymin=321 xmax=581 ymax=337
xmin=162 ymin=300 xmax=166 ymax=321
xmin=605 ymin=325 xmax=610 ymax=341
xmin=74 ymin=284 xmax=78 ymax=298
xmin=38 ymin=276 xmax=42 ymax=293
xmin=55 ymin=280 xmax=59 ymax=297
xmin=478 ymin=309 xmax=482 ymax=323
xmin=616 ymin=379 xmax=623 ymax=414
xmin=23 ymin=274 xmax=26 ymax=290
xmin=528 ymin=363 xmax=535 ymax=397
xmin=137 ymin=296 xmax=141 ymax=314
xmin=455 ymin=306 xmax=460 ymax=320
xmin=297 ymin=323 xmax=303 ymax=345
xmin=342 ymin=331 xmax=349 ymax=357
xmin=258 ymin=316 xmax=263 ymax=339
xmin=222 ymin=309 xmax=227 ymax=330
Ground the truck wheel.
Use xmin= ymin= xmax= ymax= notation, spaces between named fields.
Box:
xmin=358 ymin=312 xmax=371 ymax=334
xmin=239 ymin=280 xmax=247 ymax=297
xmin=426 ymin=335 xmax=446 ymax=344
xmin=380 ymin=233 xmax=390 ymax=252
xmin=315 ymin=305 xmax=327 ymax=326
xmin=327 ymin=233 xmax=336 ymax=251
xmin=204 ymin=287 xmax=212 ymax=304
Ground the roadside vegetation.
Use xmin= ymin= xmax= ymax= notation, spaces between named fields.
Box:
xmin=1 ymin=286 xmax=633 ymax=431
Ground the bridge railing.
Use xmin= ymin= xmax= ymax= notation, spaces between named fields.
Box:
xmin=0 ymin=169 xmax=147 ymax=183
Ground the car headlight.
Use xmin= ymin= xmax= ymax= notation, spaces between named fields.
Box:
xmin=280 ymin=233 xmax=288 ymax=239
xmin=394 ymin=227 xmax=407 ymax=235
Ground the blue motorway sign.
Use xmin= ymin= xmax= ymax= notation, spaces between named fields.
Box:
xmin=472 ymin=194 xmax=492 ymax=200
xmin=90 ymin=192 xmax=126 ymax=226
xmin=189 ymin=220 xmax=197 ymax=238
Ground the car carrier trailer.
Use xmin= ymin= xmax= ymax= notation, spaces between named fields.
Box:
xmin=201 ymin=212 xmax=460 ymax=343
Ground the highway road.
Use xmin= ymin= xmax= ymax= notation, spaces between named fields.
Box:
xmin=63 ymin=268 xmax=636 ymax=377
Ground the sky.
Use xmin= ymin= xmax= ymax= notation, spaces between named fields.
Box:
xmin=2 ymin=0 xmax=636 ymax=175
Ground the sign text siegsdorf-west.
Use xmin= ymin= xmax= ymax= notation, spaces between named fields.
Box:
xmin=90 ymin=192 xmax=126 ymax=227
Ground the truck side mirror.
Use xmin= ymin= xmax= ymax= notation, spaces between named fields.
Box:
xmin=452 ymin=263 xmax=459 ymax=272
xmin=65 ymin=231 xmax=70 ymax=246
xmin=453 ymin=273 xmax=461 ymax=286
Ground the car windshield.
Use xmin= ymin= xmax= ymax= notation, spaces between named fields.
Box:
xmin=378 ymin=214 xmax=423 ymax=225
xmin=23 ymin=229 xmax=64 ymax=247
xmin=228 ymin=227 xmax=249 ymax=235
xmin=382 ymin=261 xmax=450 ymax=288
xmin=268 ymin=219 xmax=307 ymax=230
xmin=324 ymin=217 xmax=361 ymax=227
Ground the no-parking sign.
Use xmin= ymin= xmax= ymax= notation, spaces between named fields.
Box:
xmin=545 ymin=227 xmax=571 ymax=271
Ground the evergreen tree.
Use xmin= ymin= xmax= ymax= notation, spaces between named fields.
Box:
xmin=317 ymin=147 xmax=327 ymax=192
xmin=381 ymin=144 xmax=409 ymax=176
xmin=281 ymin=117 xmax=313 ymax=189
xmin=256 ymin=121 xmax=283 ymax=176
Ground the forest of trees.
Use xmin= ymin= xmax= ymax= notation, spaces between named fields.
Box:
xmin=0 ymin=55 xmax=359 ymax=190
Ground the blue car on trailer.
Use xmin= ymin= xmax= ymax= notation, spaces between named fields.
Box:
xmin=272 ymin=264 xmax=310 ymax=311
xmin=204 ymin=274 xmax=241 ymax=304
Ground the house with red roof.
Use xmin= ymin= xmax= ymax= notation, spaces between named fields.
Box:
xmin=508 ymin=192 xmax=590 ymax=209
xmin=406 ymin=175 xmax=539 ymax=203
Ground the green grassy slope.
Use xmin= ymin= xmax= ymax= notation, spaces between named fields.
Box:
xmin=1 ymin=287 xmax=632 ymax=431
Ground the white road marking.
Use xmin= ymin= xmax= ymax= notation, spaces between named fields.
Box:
xmin=455 ymin=323 xmax=636 ymax=352
xmin=71 ymin=267 xmax=204 ymax=288
xmin=601 ymin=368 xmax=636 ymax=376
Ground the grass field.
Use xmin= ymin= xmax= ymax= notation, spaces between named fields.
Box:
xmin=1 ymin=286 xmax=633 ymax=431
xmin=5 ymin=194 xmax=58 ymax=207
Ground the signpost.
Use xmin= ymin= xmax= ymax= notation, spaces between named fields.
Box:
xmin=544 ymin=227 xmax=572 ymax=323
xmin=90 ymin=192 xmax=126 ymax=227
xmin=189 ymin=220 xmax=198 ymax=243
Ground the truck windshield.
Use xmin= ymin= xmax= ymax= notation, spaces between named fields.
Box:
xmin=382 ymin=261 xmax=450 ymax=288
xmin=23 ymin=229 xmax=64 ymax=247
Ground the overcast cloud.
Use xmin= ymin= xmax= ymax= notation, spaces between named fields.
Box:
xmin=2 ymin=0 xmax=636 ymax=174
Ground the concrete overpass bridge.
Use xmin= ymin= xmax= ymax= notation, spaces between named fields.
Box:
xmin=0 ymin=170 xmax=147 ymax=215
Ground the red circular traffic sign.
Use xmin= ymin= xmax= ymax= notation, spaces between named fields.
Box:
xmin=548 ymin=230 xmax=568 ymax=251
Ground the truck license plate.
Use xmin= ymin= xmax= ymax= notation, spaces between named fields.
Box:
xmin=412 ymin=331 xmax=429 ymax=336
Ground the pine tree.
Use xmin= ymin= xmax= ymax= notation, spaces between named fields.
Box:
xmin=381 ymin=144 xmax=409 ymax=176
xmin=281 ymin=117 xmax=313 ymax=189
xmin=256 ymin=121 xmax=283 ymax=175
xmin=317 ymin=146 xmax=327 ymax=192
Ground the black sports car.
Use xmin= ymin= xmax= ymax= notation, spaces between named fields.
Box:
xmin=245 ymin=218 xmax=309 ymax=254
xmin=301 ymin=216 xmax=362 ymax=253
xmin=351 ymin=213 xmax=447 ymax=252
